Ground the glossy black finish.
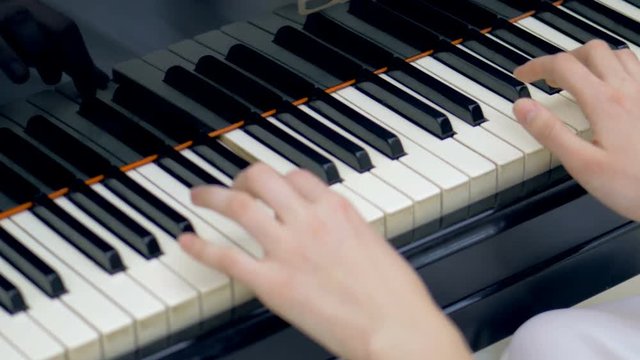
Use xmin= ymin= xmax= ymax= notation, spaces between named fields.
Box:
xmin=192 ymin=140 xmax=250 ymax=179
xmin=563 ymin=0 xmax=640 ymax=46
xmin=0 ymin=273 xmax=27 ymax=314
xmin=625 ymin=0 xmax=640 ymax=8
xmin=490 ymin=18 xmax=564 ymax=58
xmin=32 ymin=198 xmax=125 ymax=275
xmin=0 ymin=221 xmax=66 ymax=298
xmin=68 ymin=188 xmax=161 ymax=259
xmin=272 ymin=25 xmax=455 ymax=139
xmin=157 ymin=151 xmax=225 ymax=188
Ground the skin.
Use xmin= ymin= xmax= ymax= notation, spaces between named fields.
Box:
xmin=180 ymin=40 xmax=640 ymax=359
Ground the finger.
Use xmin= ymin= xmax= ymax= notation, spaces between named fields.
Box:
xmin=569 ymin=40 xmax=627 ymax=85
xmin=514 ymin=52 xmax=605 ymax=110
xmin=233 ymin=163 xmax=306 ymax=222
xmin=614 ymin=48 xmax=640 ymax=81
xmin=0 ymin=36 xmax=28 ymax=83
xmin=513 ymin=98 xmax=605 ymax=181
xmin=284 ymin=169 xmax=330 ymax=202
xmin=190 ymin=185 xmax=285 ymax=248
xmin=179 ymin=233 xmax=262 ymax=287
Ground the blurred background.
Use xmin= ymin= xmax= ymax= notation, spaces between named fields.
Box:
xmin=1 ymin=0 xmax=296 ymax=103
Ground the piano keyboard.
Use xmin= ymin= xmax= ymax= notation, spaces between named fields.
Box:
xmin=0 ymin=0 xmax=638 ymax=358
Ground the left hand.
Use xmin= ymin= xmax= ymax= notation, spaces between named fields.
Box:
xmin=179 ymin=163 xmax=471 ymax=360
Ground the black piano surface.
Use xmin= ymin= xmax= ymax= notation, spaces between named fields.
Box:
xmin=1 ymin=1 xmax=640 ymax=359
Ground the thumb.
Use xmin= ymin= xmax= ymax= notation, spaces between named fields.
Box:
xmin=513 ymin=98 xmax=601 ymax=178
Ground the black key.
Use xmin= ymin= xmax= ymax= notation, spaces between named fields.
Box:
xmin=490 ymin=18 xmax=565 ymax=59
xmin=354 ymin=0 xmax=531 ymax=99
xmin=21 ymin=115 xmax=195 ymax=238
xmin=272 ymin=25 xmax=455 ymax=139
xmin=189 ymin=56 xmax=373 ymax=172
xmin=103 ymin=172 xmax=194 ymax=238
xmin=162 ymin=64 xmax=342 ymax=184
xmin=222 ymin=22 xmax=343 ymax=89
xmin=32 ymin=197 xmax=125 ymax=275
xmin=624 ymin=0 xmax=640 ymax=8
xmin=275 ymin=104 xmax=373 ymax=172
xmin=191 ymin=140 xmax=250 ymax=179
xmin=381 ymin=0 xmax=558 ymax=94
xmin=112 ymin=59 xmax=232 ymax=134
xmin=0 ymin=159 xmax=40 ymax=205
xmin=0 ymin=221 xmax=66 ymax=298
xmin=410 ymin=0 xmax=499 ymax=31
xmin=157 ymin=151 xmax=225 ymax=188
xmin=193 ymin=35 xmax=405 ymax=158
xmin=0 ymin=272 xmax=27 ymax=314
xmin=563 ymin=0 xmax=640 ymax=47
xmin=534 ymin=2 xmax=628 ymax=49
xmin=68 ymin=187 xmax=161 ymax=259
xmin=245 ymin=119 xmax=342 ymax=184
xmin=194 ymin=55 xmax=285 ymax=113
xmin=295 ymin=12 xmax=486 ymax=125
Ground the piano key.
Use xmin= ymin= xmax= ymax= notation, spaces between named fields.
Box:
xmin=216 ymin=130 xmax=389 ymax=236
xmin=268 ymin=25 xmax=456 ymax=139
xmin=2 ymin=217 xmax=136 ymax=359
xmin=0 ymin=214 xmax=66 ymax=298
xmin=67 ymin=187 xmax=161 ymax=259
xmin=0 ymin=335 xmax=26 ymax=360
xmin=334 ymin=87 xmax=497 ymax=203
xmin=14 ymin=202 xmax=170 ymax=350
xmin=14 ymin=111 xmax=195 ymax=239
xmin=0 ymin=256 xmax=101 ymax=360
xmin=597 ymin=0 xmax=640 ymax=22
xmin=190 ymin=139 xmax=251 ymax=179
xmin=382 ymin=75 xmax=527 ymax=191
xmin=56 ymin=196 xmax=200 ymax=340
xmin=178 ymin=39 xmax=406 ymax=159
xmin=0 ymin=272 xmax=26 ymax=314
xmin=282 ymin=10 xmax=487 ymax=126
xmin=157 ymin=151 xmax=225 ymax=188
xmin=346 ymin=0 xmax=531 ymax=101
xmin=516 ymin=15 xmax=586 ymax=50
xmin=265 ymin=114 xmax=441 ymax=228
xmin=0 ymin=300 xmax=65 ymax=360
xmin=489 ymin=18 xmax=566 ymax=58
xmin=563 ymin=0 xmax=640 ymax=46
xmin=159 ymin=64 xmax=343 ymax=183
xmin=90 ymin=182 xmax=230 ymax=319
xmin=32 ymin=198 xmax=126 ymax=274
xmin=300 ymin=105 xmax=470 ymax=216
xmin=178 ymin=149 xmax=235 ymax=187
xmin=535 ymin=2 xmax=629 ymax=49
xmin=411 ymin=56 xmax=592 ymax=140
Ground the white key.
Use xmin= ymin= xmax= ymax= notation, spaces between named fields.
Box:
xmin=413 ymin=56 xmax=591 ymax=140
xmin=222 ymin=129 xmax=390 ymax=236
xmin=265 ymin=115 xmax=438 ymax=227
xmin=0 ymin=335 xmax=26 ymax=360
xmin=0 ymin=256 xmax=101 ymax=360
xmin=596 ymin=0 xmax=640 ymax=23
xmin=380 ymin=74 xmax=525 ymax=191
xmin=335 ymin=87 xmax=497 ymax=203
xmin=517 ymin=17 xmax=583 ymax=50
xmin=300 ymin=104 xmax=470 ymax=215
xmin=91 ymin=183 xmax=227 ymax=320
xmin=559 ymin=6 xmax=640 ymax=58
xmin=180 ymin=149 xmax=234 ymax=186
xmin=126 ymin=169 xmax=238 ymax=308
xmin=0 ymin=305 xmax=64 ymax=360
xmin=66 ymin=189 xmax=201 ymax=338
xmin=2 ymin=217 xmax=135 ymax=359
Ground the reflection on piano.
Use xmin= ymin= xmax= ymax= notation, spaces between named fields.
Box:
xmin=1 ymin=0 xmax=640 ymax=358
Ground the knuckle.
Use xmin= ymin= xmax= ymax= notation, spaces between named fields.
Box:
xmin=325 ymin=192 xmax=353 ymax=214
xmin=584 ymin=39 xmax=609 ymax=52
xmin=239 ymin=163 xmax=270 ymax=186
xmin=225 ymin=192 xmax=255 ymax=219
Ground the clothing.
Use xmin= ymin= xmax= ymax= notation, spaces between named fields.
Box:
xmin=502 ymin=296 xmax=640 ymax=359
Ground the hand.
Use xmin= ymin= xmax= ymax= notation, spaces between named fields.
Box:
xmin=179 ymin=163 xmax=471 ymax=360
xmin=0 ymin=0 xmax=108 ymax=97
xmin=513 ymin=40 xmax=640 ymax=222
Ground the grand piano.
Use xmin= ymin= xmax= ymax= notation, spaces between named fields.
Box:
xmin=1 ymin=0 xmax=639 ymax=359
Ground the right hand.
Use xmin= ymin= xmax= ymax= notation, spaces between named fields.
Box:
xmin=0 ymin=0 xmax=108 ymax=97
xmin=513 ymin=40 xmax=640 ymax=222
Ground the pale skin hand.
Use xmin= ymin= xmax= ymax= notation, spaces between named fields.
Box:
xmin=513 ymin=40 xmax=640 ymax=222
xmin=179 ymin=163 xmax=471 ymax=360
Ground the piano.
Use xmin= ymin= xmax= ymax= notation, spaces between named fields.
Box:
xmin=0 ymin=0 xmax=639 ymax=358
